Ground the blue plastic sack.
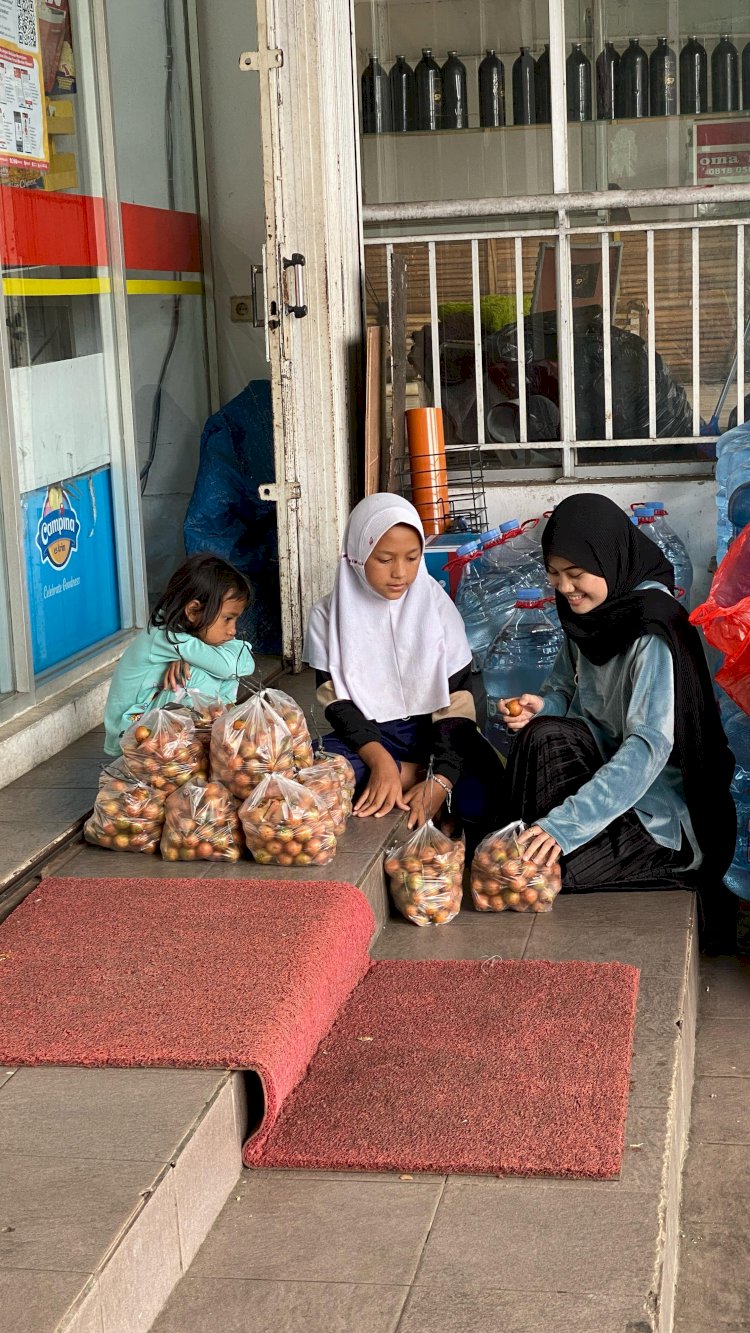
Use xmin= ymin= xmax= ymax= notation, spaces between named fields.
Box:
xmin=184 ymin=381 xmax=281 ymax=653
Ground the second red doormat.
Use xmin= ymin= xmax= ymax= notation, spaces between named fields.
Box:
xmin=249 ymin=957 xmax=639 ymax=1180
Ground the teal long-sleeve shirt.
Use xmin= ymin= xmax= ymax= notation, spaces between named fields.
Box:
xmin=104 ymin=628 xmax=254 ymax=756
xmin=535 ymin=589 xmax=700 ymax=866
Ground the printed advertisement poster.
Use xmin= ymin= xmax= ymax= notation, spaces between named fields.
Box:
xmin=695 ymin=120 xmax=750 ymax=185
xmin=0 ymin=0 xmax=49 ymax=171
xmin=22 ymin=468 xmax=121 ymax=674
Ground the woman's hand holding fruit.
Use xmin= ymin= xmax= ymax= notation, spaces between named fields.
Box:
xmin=498 ymin=693 xmax=544 ymax=732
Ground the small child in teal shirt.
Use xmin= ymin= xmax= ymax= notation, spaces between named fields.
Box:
xmin=104 ymin=554 xmax=255 ymax=756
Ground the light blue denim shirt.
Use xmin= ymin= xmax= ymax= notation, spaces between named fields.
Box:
xmin=535 ymin=583 xmax=700 ymax=866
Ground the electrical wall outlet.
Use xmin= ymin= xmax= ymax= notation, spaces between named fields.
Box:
xmin=230 ymin=295 xmax=255 ymax=323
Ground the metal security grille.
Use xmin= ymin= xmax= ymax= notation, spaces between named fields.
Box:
xmin=363 ymin=190 xmax=750 ymax=481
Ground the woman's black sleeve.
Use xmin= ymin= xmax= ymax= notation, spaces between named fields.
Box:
xmin=315 ymin=671 xmax=381 ymax=750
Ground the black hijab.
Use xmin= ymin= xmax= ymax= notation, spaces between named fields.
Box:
xmin=542 ymin=494 xmax=736 ymax=881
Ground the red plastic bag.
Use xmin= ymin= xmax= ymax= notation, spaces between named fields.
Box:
xmin=691 ymin=525 xmax=750 ymax=715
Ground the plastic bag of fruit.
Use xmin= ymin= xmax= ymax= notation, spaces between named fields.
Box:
xmin=239 ymin=772 xmax=337 ymax=867
xmin=84 ymin=767 xmax=166 ymax=853
xmin=297 ymin=757 xmax=350 ymax=833
xmin=210 ymin=693 xmax=296 ymax=800
xmin=263 ymin=687 xmax=314 ymax=770
xmin=384 ymin=822 xmax=465 ymax=926
xmin=120 ymin=708 xmax=206 ymax=795
xmin=173 ymin=689 xmax=229 ymax=768
xmin=161 ymin=777 xmax=243 ymax=863
xmin=312 ymin=744 xmax=356 ymax=804
xmin=470 ymin=820 xmax=562 ymax=912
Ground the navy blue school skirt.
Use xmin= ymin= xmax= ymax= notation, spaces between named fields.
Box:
xmin=322 ymin=716 xmax=503 ymax=827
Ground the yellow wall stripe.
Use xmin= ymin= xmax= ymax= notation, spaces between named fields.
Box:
xmin=3 ymin=277 xmax=111 ymax=296
xmin=2 ymin=277 xmax=203 ymax=297
xmin=126 ymin=279 xmax=204 ymax=296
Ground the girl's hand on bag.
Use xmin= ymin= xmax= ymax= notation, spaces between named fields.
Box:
xmin=162 ymin=659 xmax=190 ymax=693
xmin=354 ymin=750 xmax=410 ymax=818
xmin=405 ymin=777 xmax=452 ymax=830
xmin=517 ymin=824 xmax=563 ymax=867
xmin=498 ymin=693 xmax=544 ymax=732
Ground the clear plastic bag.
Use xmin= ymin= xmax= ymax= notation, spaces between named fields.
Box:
xmin=313 ymin=746 xmax=356 ymax=804
xmin=172 ymin=689 xmax=230 ymax=767
xmin=162 ymin=777 xmax=244 ymax=863
xmin=297 ymin=758 xmax=350 ymax=834
xmin=239 ymin=773 xmax=337 ymax=867
xmin=470 ymin=820 xmax=562 ymax=912
xmin=263 ymin=687 xmax=314 ymax=770
xmin=84 ymin=769 xmax=166 ymax=853
xmin=209 ymin=694 xmax=296 ymax=800
xmin=384 ymin=822 xmax=465 ymax=926
xmin=120 ymin=708 xmax=206 ymax=795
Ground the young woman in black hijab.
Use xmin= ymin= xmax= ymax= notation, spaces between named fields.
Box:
xmin=498 ymin=493 xmax=736 ymax=899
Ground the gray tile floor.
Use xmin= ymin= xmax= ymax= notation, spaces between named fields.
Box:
xmin=673 ymin=954 xmax=750 ymax=1332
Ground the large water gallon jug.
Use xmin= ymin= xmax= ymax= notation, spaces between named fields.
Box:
xmin=716 ymin=423 xmax=750 ymax=560
xmin=453 ymin=539 xmax=494 ymax=670
xmin=631 ymin=509 xmax=682 ymax=601
xmin=482 ymin=518 xmax=551 ymax=607
xmin=633 ymin=502 xmax=694 ymax=602
xmin=723 ymin=701 xmax=750 ymax=901
xmin=482 ymin=589 xmax=562 ymax=751
xmin=728 ymin=481 xmax=750 ymax=536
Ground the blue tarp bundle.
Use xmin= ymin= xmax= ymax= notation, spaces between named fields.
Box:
xmin=184 ymin=380 xmax=282 ymax=654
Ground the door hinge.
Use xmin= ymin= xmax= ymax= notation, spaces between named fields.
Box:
xmin=239 ymin=48 xmax=283 ymax=72
xmin=259 ymin=482 xmax=301 ymax=503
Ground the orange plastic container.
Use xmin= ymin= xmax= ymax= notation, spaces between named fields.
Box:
xmin=405 ymin=407 xmax=450 ymax=536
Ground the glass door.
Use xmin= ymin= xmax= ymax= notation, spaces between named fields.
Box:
xmin=0 ymin=0 xmax=142 ymax=689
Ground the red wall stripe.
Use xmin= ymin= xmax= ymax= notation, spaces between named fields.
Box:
xmin=0 ymin=186 xmax=107 ymax=268
xmin=121 ymin=201 xmax=201 ymax=274
xmin=0 ymin=187 xmax=202 ymax=274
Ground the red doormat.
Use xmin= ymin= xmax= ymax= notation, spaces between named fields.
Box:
xmin=249 ymin=958 xmax=639 ymax=1179
xmin=0 ymin=876 xmax=374 ymax=1150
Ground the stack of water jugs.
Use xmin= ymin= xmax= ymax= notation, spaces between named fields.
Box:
xmin=449 ymin=519 xmax=563 ymax=751
xmin=715 ymin=423 xmax=750 ymax=902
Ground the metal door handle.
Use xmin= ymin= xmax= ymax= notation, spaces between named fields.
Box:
xmin=283 ymin=253 xmax=307 ymax=317
xmin=250 ymin=264 xmax=264 ymax=328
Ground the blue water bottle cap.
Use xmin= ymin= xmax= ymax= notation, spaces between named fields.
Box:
xmin=479 ymin=527 xmax=502 ymax=545
xmin=517 ymin=587 xmax=544 ymax=602
xmin=456 ymin=539 xmax=481 ymax=557
xmin=499 ymin=518 xmax=521 ymax=533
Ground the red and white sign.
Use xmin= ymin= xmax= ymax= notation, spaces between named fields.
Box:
xmin=695 ymin=120 xmax=750 ymax=185
xmin=0 ymin=0 xmax=49 ymax=172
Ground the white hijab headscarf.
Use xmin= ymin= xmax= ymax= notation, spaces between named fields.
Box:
xmin=303 ymin=494 xmax=471 ymax=722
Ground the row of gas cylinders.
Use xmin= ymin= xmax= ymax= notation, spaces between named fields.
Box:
xmin=361 ymin=36 xmax=750 ymax=132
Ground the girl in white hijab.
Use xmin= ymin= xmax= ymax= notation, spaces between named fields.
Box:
xmin=304 ymin=494 xmax=502 ymax=831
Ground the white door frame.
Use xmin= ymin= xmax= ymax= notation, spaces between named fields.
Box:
xmin=241 ymin=0 xmax=362 ymax=667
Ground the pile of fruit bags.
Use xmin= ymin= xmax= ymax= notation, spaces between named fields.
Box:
xmin=92 ymin=689 xmax=354 ymax=866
